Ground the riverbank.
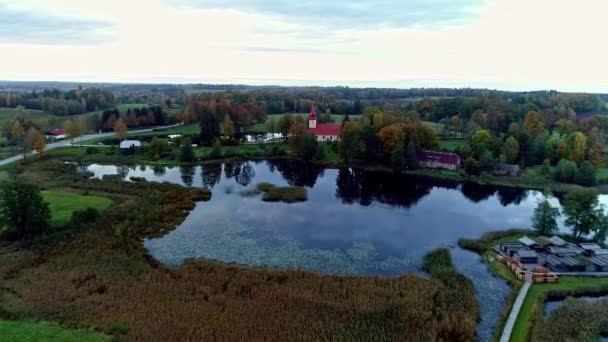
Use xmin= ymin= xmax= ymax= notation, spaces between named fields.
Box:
xmin=460 ymin=230 xmax=608 ymax=341
xmin=40 ymin=142 xmax=604 ymax=195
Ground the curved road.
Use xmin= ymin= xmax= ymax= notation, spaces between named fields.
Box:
xmin=0 ymin=124 xmax=182 ymax=166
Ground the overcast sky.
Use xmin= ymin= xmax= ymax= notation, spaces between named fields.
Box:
xmin=0 ymin=0 xmax=606 ymax=92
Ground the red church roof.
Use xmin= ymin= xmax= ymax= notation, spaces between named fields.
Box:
xmin=309 ymin=124 xmax=341 ymax=137
xmin=309 ymin=103 xmax=317 ymax=120
xmin=416 ymin=150 xmax=461 ymax=165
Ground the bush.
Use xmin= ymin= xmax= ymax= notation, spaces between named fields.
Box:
xmin=69 ymin=207 xmax=101 ymax=226
xmin=85 ymin=147 xmax=99 ymax=154
xmin=575 ymin=161 xmax=597 ymax=186
xmin=179 ymin=138 xmax=195 ymax=162
xmin=464 ymin=157 xmax=480 ymax=176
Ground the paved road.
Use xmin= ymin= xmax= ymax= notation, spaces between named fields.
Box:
xmin=0 ymin=124 xmax=181 ymax=166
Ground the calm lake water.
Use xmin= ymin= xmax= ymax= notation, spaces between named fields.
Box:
xmin=85 ymin=160 xmax=576 ymax=341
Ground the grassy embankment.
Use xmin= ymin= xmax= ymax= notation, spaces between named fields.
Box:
xmin=0 ymin=160 xmax=480 ymax=341
xmin=41 ymin=191 xmax=113 ymax=226
xmin=0 ymin=320 xmax=108 ymax=342
xmin=459 ymin=230 xmax=608 ymax=341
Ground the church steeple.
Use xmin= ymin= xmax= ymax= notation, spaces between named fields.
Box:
xmin=309 ymin=103 xmax=317 ymax=129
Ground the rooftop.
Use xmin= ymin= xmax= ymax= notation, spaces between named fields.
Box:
xmin=416 ymin=150 xmax=461 ymax=165
xmin=519 ymin=236 xmax=539 ymax=247
xmin=549 ymin=236 xmax=567 ymax=247
xmin=309 ymin=124 xmax=340 ymax=137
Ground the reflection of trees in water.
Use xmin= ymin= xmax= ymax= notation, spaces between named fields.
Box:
xmin=116 ymin=165 xmax=130 ymax=179
xmin=496 ymin=187 xmax=528 ymax=206
xmin=266 ymin=159 xmax=324 ymax=187
xmin=152 ymin=165 xmax=166 ymax=176
xmin=460 ymin=182 xmax=498 ymax=203
xmin=139 ymin=165 xmax=146 ymax=172
xmin=201 ymin=163 xmax=222 ymax=188
xmin=224 ymin=161 xmax=255 ymax=187
xmin=335 ymin=168 xmax=433 ymax=208
xmin=180 ymin=166 xmax=195 ymax=187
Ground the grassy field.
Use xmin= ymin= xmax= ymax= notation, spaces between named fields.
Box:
xmin=85 ymin=103 xmax=149 ymax=117
xmin=511 ymin=277 xmax=608 ymax=341
xmin=41 ymin=190 xmax=113 ymax=226
xmin=440 ymin=139 xmax=467 ymax=151
xmin=0 ymin=320 xmax=108 ymax=342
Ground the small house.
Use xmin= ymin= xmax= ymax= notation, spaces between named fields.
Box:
xmin=494 ymin=164 xmax=520 ymax=177
xmin=120 ymin=140 xmax=142 ymax=149
xmin=416 ymin=151 xmax=461 ymax=170
xmin=519 ymin=236 xmax=542 ymax=251
xmin=547 ymin=244 xmax=584 ymax=257
xmin=45 ymin=129 xmax=66 ymax=140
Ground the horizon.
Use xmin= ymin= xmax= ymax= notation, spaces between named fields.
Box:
xmin=1 ymin=0 xmax=607 ymax=93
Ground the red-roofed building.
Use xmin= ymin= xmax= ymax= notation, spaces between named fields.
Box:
xmin=308 ymin=103 xmax=341 ymax=141
xmin=416 ymin=150 xmax=461 ymax=170
xmin=45 ymin=129 xmax=67 ymax=140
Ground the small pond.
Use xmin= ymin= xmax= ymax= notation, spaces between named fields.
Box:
xmin=85 ymin=160 xmax=586 ymax=341
xmin=544 ymin=294 xmax=608 ymax=318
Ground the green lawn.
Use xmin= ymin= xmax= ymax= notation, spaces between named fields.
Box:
xmin=511 ymin=277 xmax=608 ymax=341
xmin=86 ymin=103 xmax=149 ymax=117
xmin=0 ymin=320 xmax=108 ymax=342
xmin=41 ymin=191 xmax=113 ymax=226
xmin=440 ymin=139 xmax=466 ymax=151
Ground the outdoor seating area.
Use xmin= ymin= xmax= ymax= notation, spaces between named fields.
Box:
xmin=496 ymin=235 xmax=608 ymax=281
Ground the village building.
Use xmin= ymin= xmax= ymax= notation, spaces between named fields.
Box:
xmin=416 ymin=151 xmax=461 ymax=170
xmin=119 ymin=140 xmax=142 ymax=149
xmin=45 ymin=129 xmax=66 ymax=140
xmin=308 ymin=104 xmax=341 ymax=141
xmin=493 ymin=163 xmax=520 ymax=177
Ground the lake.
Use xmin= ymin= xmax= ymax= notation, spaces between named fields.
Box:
xmin=86 ymin=160 xmax=569 ymax=340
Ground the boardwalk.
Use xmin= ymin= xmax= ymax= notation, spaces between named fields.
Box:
xmin=499 ymin=277 xmax=532 ymax=342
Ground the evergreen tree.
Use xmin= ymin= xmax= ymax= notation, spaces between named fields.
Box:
xmin=179 ymin=138 xmax=195 ymax=162
xmin=532 ymin=197 xmax=560 ymax=235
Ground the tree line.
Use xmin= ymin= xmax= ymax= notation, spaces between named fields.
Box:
xmin=0 ymin=87 xmax=116 ymax=116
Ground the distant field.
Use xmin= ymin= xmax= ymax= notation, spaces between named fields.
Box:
xmin=0 ymin=103 xmax=149 ymax=132
xmin=440 ymin=139 xmax=466 ymax=151
xmin=42 ymin=190 xmax=113 ymax=226
xmin=0 ymin=320 xmax=108 ymax=342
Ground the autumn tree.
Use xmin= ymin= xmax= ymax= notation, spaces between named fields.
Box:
xmin=377 ymin=123 xmax=405 ymax=154
xmin=33 ymin=133 xmax=46 ymax=158
xmin=223 ymin=116 xmax=235 ymax=139
xmin=63 ymin=119 xmax=81 ymax=143
xmin=113 ymin=118 xmax=128 ymax=140
xmin=523 ymin=111 xmax=546 ymax=136
xmin=571 ymin=132 xmax=587 ymax=165
xmin=470 ymin=130 xmax=493 ymax=158
xmin=9 ymin=120 xmax=24 ymax=145
xmin=23 ymin=127 xmax=42 ymax=155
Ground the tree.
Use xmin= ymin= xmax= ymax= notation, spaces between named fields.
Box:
xmin=223 ymin=116 xmax=235 ymax=138
xmin=0 ymin=182 xmax=50 ymax=238
xmin=179 ymin=138 xmax=195 ymax=162
xmin=266 ymin=117 xmax=277 ymax=133
xmin=540 ymin=159 xmax=551 ymax=176
xmin=532 ymin=197 xmax=560 ymax=235
xmin=575 ymin=160 xmax=596 ymax=186
xmin=390 ymin=143 xmax=406 ymax=172
xmin=23 ymin=127 xmax=41 ymax=155
xmin=553 ymin=159 xmax=578 ymax=183
xmin=113 ymin=118 xmax=128 ymax=140
xmin=470 ymin=130 xmax=493 ymax=158
xmin=571 ymin=132 xmax=587 ymax=165
xmin=277 ymin=114 xmax=294 ymax=141
xmin=464 ymin=157 xmax=480 ymax=176
xmin=562 ymin=189 xmax=602 ymax=239
xmin=288 ymin=122 xmax=318 ymax=161
xmin=405 ymin=138 xmax=418 ymax=170
xmin=501 ymin=136 xmax=520 ymax=164
xmin=339 ymin=121 xmax=362 ymax=165
xmin=523 ymin=111 xmax=545 ymax=136
xmin=199 ymin=109 xmax=220 ymax=146
xmin=63 ymin=119 xmax=81 ymax=143
xmin=33 ymin=133 xmax=46 ymax=158
xmin=479 ymin=150 xmax=496 ymax=171
xmin=9 ymin=120 xmax=24 ymax=144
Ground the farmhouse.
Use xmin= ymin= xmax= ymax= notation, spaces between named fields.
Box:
xmin=416 ymin=151 xmax=461 ymax=170
xmin=45 ymin=129 xmax=66 ymax=140
xmin=308 ymin=104 xmax=341 ymax=141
